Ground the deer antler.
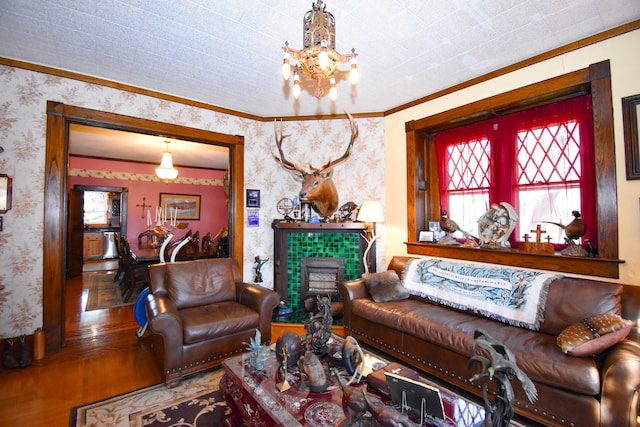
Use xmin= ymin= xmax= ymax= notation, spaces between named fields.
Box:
xmin=273 ymin=119 xmax=306 ymax=178
xmin=314 ymin=112 xmax=359 ymax=173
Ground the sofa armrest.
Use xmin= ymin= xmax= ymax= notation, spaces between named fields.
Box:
xmin=145 ymin=293 xmax=183 ymax=346
xmin=600 ymin=332 xmax=640 ymax=426
xmin=339 ymin=279 xmax=371 ymax=328
xmin=236 ymin=282 xmax=280 ymax=343
xmin=339 ymin=278 xmax=370 ymax=301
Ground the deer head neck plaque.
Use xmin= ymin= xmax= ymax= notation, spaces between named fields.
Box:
xmin=274 ymin=112 xmax=359 ymax=219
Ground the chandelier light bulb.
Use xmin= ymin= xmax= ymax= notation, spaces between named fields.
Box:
xmin=293 ymin=74 xmax=301 ymax=99
xmin=329 ymin=77 xmax=337 ymax=101
xmin=318 ymin=44 xmax=329 ymax=70
xmin=281 ymin=57 xmax=291 ymax=80
xmin=350 ymin=59 xmax=359 ymax=85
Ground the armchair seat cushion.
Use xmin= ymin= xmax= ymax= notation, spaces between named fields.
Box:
xmin=181 ymin=301 xmax=259 ymax=344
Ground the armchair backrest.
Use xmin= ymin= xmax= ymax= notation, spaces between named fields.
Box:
xmin=149 ymin=258 xmax=242 ymax=309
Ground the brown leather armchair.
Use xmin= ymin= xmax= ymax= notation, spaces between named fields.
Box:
xmin=145 ymin=257 xmax=280 ymax=387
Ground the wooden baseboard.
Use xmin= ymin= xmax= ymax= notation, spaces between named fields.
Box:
xmin=271 ymin=322 xmax=345 ymax=339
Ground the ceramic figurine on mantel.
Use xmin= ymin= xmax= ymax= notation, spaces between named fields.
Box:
xmin=438 ymin=209 xmax=476 ymax=245
xmin=477 ymin=202 xmax=518 ymax=249
xmin=542 ymin=210 xmax=588 ymax=257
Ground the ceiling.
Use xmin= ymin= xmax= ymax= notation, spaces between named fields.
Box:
xmin=1 ymin=1 xmax=639 ymax=119
xmin=2 ymin=1 xmax=639 ymax=167
xmin=69 ymin=124 xmax=230 ymax=169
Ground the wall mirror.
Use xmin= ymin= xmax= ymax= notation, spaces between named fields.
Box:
xmin=0 ymin=174 xmax=11 ymax=213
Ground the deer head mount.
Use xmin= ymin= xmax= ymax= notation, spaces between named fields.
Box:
xmin=274 ymin=112 xmax=358 ymax=219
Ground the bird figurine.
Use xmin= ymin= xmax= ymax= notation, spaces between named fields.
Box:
xmin=362 ymin=389 xmax=420 ymax=427
xmin=332 ymin=368 xmax=368 ymax=425
xmin=439 ymin=209 xmax=476 ymax=245
xmin=439 ymin=209 xmax=461 ymax=234
xmin=543 ymin=210 xmax=586 ymax=241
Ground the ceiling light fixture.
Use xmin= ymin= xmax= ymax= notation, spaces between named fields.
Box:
xmin=281 ymin=0 xmax=358 ymax=100
xmin=156 ymin=140 xmax=178 ymax=182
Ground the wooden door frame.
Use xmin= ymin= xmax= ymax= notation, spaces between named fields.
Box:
xmin=44 ymin=101 xmax=244 ymax=352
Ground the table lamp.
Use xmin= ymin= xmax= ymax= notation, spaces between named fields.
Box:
xmin=357 ymin=200 xmax=384 ymax=274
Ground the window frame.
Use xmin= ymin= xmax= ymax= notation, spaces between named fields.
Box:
xmin=405 ymin=61 xmax=623 ymax=278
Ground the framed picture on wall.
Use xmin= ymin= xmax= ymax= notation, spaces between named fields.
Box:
xmin=159 ymin=193 xmax=201 ymax=220
xmin=623 ymin=94 xmax=640 ymax=180
xmin=0 ymin=174 xmax=12 ymax=213
xmin=246 ymin=189 xmax=260 ymax=207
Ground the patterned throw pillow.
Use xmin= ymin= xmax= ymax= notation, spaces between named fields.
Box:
xmin=362 ymin=270 xmax=410 ymax=303
xmin=557 ymin=313 xmax=633 ymax=357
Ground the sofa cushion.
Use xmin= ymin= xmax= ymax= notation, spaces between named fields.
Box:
xmin=362 ymin=270 xmax=410 ymax=302
xmin=539 ymin=277 xmax=622 ymax=336
xmin=166 ymin=258 xmax=237 ymax=309
xmin=557 ymin=313 xmax=633 ymax=357
xmin=181 ymin=301 xmax=259 ymax=344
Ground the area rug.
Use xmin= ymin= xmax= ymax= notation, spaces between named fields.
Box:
xmin=84 ymin=272 xmax=132 ymax=311
xmin=69 ymin=369 xmax=231 ymax=427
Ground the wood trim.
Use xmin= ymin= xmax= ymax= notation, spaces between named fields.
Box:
xmin=44 ymin=101 xmax=244 ymax=352
xmin=589 ymin=61 xmax=618 ymax=260
xmin=405 ymin=61 xmax=622 ymax=278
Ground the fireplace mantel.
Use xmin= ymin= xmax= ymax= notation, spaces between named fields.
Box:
xmin=272 ymin=220 xmax=372 ymax=312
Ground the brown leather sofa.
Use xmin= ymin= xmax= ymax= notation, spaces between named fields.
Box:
xmin=145 ymin=258 xmax=280 ymax=387
xmin=339 ymin=256 xmax=640 ymax=427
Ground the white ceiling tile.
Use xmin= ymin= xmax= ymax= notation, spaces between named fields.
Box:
xmin=0 ymin=0 xmax=637 ymax=117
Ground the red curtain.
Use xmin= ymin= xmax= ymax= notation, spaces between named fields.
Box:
xmin=434 ymin=94 xmax=596 ymax=247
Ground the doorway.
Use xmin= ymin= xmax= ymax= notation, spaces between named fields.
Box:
xmin=67 ymin=185 xmax=127 ymax=279
xmin=44 ymin=101 xmax=245 ymax=352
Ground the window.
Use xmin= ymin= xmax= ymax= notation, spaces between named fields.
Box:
xmin=84 ymin=191 xmax=108 ymax=225
xmin=434 ymin=95 xmax=595 ymax=248
xmin=405 ymin=61 xmax=621 ymax=278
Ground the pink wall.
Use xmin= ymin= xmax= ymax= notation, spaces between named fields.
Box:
xmin=69 ymin=157 xmax=228 ymax=246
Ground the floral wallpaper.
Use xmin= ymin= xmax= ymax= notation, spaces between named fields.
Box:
xmin=0 ymin=64 xmax=385 ymax=338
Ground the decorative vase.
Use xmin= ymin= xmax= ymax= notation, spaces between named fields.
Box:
xmin=276 ymin=332 xmax=302 ymax=368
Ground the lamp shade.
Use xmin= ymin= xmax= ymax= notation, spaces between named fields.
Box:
xmin=357 ymin=200 xmax=384 ymax=223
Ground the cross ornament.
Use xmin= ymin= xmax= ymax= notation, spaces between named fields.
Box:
xmin=136 ymin=196 xmax=151 ymax=219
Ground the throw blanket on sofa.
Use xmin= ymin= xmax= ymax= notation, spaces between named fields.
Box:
xmin=402 ymin=258 xmax=561 ymax=330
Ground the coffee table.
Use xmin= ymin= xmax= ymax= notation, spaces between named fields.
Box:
xmin=220 ymin=338 xmax=488 ymax=427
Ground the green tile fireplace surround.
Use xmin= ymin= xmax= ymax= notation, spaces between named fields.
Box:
xmin=272 ymin=220 xmax=371 ymax=316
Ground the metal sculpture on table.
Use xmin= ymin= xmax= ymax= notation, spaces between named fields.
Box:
xmin=305 ymin=295 xmax=334 ymax=354
xmin=468 ymin=330 xmax=537 ymax=427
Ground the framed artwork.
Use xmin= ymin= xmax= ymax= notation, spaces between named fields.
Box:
xmin=247 ymin=209 xmax=260 ymax=227
xmin=0 ymin=174 xmax=12 ymax=213
xmin=623 ymin=94 xmax=640 ymax=180
xmin=159 ymin=193 xmax=201 ymax=220
xmin=246 ymin=189 xmax=260 ymax=208
xmin=419 ymin=230 xmax=434 ymax=242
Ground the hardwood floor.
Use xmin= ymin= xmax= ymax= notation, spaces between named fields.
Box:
xmin=0 ymin=263 xmax=164 ymax=426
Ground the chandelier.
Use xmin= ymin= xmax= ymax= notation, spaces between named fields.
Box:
xmin=281 ymin=0 xmax=358 ymax=101
xmin=155 ymin=140 xmax=178 ymax=181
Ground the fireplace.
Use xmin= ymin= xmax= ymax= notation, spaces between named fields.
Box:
xmin=272 ymin=220 xmax=372 ymax=315
xmin=300 ymin=257 xmax=345 ymax=304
